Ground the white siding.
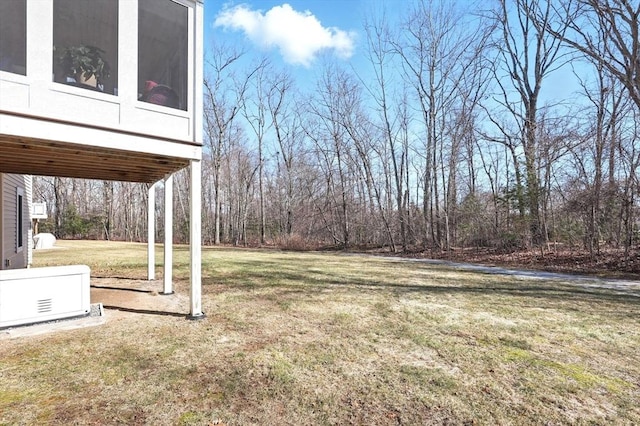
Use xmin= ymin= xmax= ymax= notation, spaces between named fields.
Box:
xmin=1 ymin=173 xmax=30 ymax=270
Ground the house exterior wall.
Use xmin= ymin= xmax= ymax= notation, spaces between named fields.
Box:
xmin=1 ymin=173 xmax=31 ymax=270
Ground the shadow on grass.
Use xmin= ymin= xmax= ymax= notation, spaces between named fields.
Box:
xmin=203 ymin=259 xmax=640 ymax=309
xmin=102 ymin=305 xmax=186 ymax=318
xmin=93 ymin=275 xmax=154 ymax=281
xmin=91 ymin=285 xmax=155 ymax=294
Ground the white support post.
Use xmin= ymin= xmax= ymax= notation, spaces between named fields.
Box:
xmin=147 ymin=183 xmax=155 ymax=280
xmin=188 ymin=159 xmax=204 ymax=319
xmin=163 ymin=175 xmax=174 ymax=295
xmin=188 ymin=0 xmax=204 ymax=320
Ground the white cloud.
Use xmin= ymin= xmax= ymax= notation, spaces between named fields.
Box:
xmin=214 ymin=3 xmax=356 ymax=67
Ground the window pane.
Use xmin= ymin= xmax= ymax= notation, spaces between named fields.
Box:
xmin=17 ymin=190 xmax=24 ymax=251
xmin=53 ymin=0 xmax=118 ymax=95
xmin=138 ymin=0 xmax=188 ymax=111
xmin=0 ymin=0 xmax=27 ymax=75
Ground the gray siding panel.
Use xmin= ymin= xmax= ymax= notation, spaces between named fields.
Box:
xmin=2 ymin=173 xmax=30 ymax=269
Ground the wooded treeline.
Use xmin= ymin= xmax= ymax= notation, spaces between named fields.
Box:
xmin=34 ymin=0 xmax=640 ymax=258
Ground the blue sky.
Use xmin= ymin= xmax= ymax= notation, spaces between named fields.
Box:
xmin=203 ymin=1 xmax=584 ymax=106
xmin=204 ymin=0 xmax=389 ymax=80
xmin=206 ymin=1 xmax=365 ymax=61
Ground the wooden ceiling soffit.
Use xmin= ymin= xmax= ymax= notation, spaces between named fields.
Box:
xmin=0 ymin=137 xmax=190 ymax=183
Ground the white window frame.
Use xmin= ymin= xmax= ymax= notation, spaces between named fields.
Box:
xmin=16 ymin=187 xmax=24 ymax=253
xmin=136 ymin=0 xmax=193 ymax=113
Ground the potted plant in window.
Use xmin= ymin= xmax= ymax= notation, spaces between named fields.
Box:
xmin=57 ymin=44 xmax=110 ymax=90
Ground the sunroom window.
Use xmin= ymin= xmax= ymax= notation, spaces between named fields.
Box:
xmin=0 ymin=0 xmax=27 ymax=75
xmin=52 ymin=0 xmax=118 ymax=95
xmin=138 ymin=0 xmax=188 ymax=111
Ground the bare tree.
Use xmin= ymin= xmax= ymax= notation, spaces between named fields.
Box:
xmin=393 ymin=0 xmax=492 ymax=250
xmin=617 ymin=106 xmax=640 ymax=263
xmin=267 ymin=69 xmax=301 ymax=237
xmin=550 ymin=0 xmax=640 ymax=111
xmin=363 ymin=11 xmax=411 ymax=252
xmin=337 ymin=68 xmax=397 ymax=250
xmin=569 ymin=62 xmax=630 ymax=256
xmin=203 ymin=43 xmax=258 ymax=244
xmin=241 ymin=57 xmax=271 ymax=244
xmin=305 ymin=64 xmax=357 ymax=248
xmin=487 ymin=0 xmax=572 ymax=246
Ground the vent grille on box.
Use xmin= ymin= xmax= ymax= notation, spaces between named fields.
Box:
xmin=37 ymin=299 xmax=53 ymax=313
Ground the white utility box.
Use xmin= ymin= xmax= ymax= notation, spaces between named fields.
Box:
xmin=0 ymin=265 xmax=90 ymax=328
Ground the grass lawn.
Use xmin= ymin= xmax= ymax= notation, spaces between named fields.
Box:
xmin=1 ymin=240 xmax=639 ymax=425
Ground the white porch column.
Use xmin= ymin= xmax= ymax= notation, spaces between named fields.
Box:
xmin=188 ymin=0 xmax=204 ymax=319
xmin=163 ymin=175 xmax=174 ymax=295
xmin=189 ymin=159 xmax=204 ymax=319
xmin=147 ymin=183 xmax=155 ymax=280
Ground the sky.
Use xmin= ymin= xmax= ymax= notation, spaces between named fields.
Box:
xmin=203 ymin=0 xmax=585 ymax=108
xmin=210 ymin=1 xmax=361 ymax=66
xmin=204 ymin=0 xmax=388 ymax=83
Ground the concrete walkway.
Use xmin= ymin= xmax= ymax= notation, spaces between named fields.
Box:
xmin=373 ymin=255 xmax=640 ymax=297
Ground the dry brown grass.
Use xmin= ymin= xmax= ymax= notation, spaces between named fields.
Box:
xmin=1 ymin=240 xmax=639 ymax=425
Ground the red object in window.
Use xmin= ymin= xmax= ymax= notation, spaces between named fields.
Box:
xmin=141 ymin=80 xmax=178 ymax=108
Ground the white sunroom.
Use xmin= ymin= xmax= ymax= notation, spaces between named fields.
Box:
xmin=0 ymin=0 xmax=205 ymax=326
